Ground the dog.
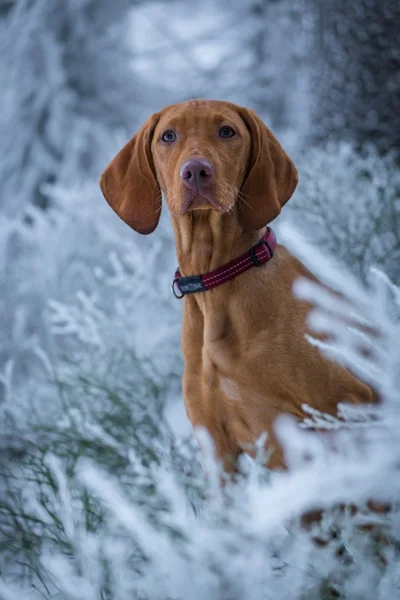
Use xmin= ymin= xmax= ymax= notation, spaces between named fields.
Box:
xmin=100 ymin=99 xmax=376 ymax=475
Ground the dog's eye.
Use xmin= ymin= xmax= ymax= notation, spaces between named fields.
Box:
xmin=161 ymin=130 xmax=177 ymax=143
xmin=219 ymin=126 xmax=235 ymax=139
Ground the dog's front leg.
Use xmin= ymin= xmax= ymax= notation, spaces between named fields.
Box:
xmin=183 ymin=367 xmax=242 ymax=480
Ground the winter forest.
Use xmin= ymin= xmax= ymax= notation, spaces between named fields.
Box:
xmin=1 ymin=0 xmax=400 ymax=598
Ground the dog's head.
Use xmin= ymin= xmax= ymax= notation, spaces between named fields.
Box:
xmin=100 ymin=100 xmax=298 ymax=233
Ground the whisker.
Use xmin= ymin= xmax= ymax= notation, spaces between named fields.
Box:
xmin=236 ymin=190 xmax=254 ymax=212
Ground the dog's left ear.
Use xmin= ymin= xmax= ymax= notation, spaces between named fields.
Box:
xmin=100 ymin=113 xmax=161 ymax=235
xmin=237 ymin=108 xmax=298 ymax=231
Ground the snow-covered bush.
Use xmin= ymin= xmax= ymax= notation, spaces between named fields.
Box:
xmin=287 ymin=143 xmax=400 ymax=283
xmin=0 ymin=0 xmax=162 ymax=216
xmin=0 ymin=177 xmax=181 ymax=402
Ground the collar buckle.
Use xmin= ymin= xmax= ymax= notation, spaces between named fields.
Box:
xmin=249 ymin=238 xmax=274 ymax=267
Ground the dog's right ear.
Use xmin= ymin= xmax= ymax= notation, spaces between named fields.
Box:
xmin=100 ymin=113 xmax=161 ymax=234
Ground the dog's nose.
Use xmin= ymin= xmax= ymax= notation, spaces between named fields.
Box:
xmin=180 ymin=158 xmax=214 ymax=191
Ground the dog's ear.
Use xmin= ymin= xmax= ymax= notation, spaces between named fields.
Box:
xmin=100 ymin=113 xmax=161 ymax=234
xmin=237 ymin=108 xmax=298 ymax=231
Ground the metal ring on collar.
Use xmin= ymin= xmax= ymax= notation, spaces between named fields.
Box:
xmin=171 ymin=278 xmax=185 ymax=299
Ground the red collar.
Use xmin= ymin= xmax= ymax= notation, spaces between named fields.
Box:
xmin=171 ymin=227 xmax=276 ymax=298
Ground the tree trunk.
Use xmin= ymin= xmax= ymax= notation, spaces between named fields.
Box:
xmin=310 ymin=0 xmax=400 ymax=154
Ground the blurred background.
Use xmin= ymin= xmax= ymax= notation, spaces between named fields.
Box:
xmin=0 ymin=1 xmax=400 ymax=598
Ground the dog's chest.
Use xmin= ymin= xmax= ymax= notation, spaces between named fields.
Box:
xmin=202 ymin=312 xmax=237 ymax=374
xmin=183 ymin=300 xmax=266 ymax=405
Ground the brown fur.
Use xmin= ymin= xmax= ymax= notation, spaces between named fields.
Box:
xmin=100 ymin=100 xmax=376 ymax=474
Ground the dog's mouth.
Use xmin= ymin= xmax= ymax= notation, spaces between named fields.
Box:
xmin=181 ymin=192 xmax=227 ymax=215
xmin=187 ymin=196 xmax=218 ymax=211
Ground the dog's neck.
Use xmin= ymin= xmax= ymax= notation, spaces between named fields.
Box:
xmin=171 ymin=210 xmax=265 ymax=276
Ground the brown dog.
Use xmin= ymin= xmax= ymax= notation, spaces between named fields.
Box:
xmin=100 ymin=99 xmax=375 ymax=474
